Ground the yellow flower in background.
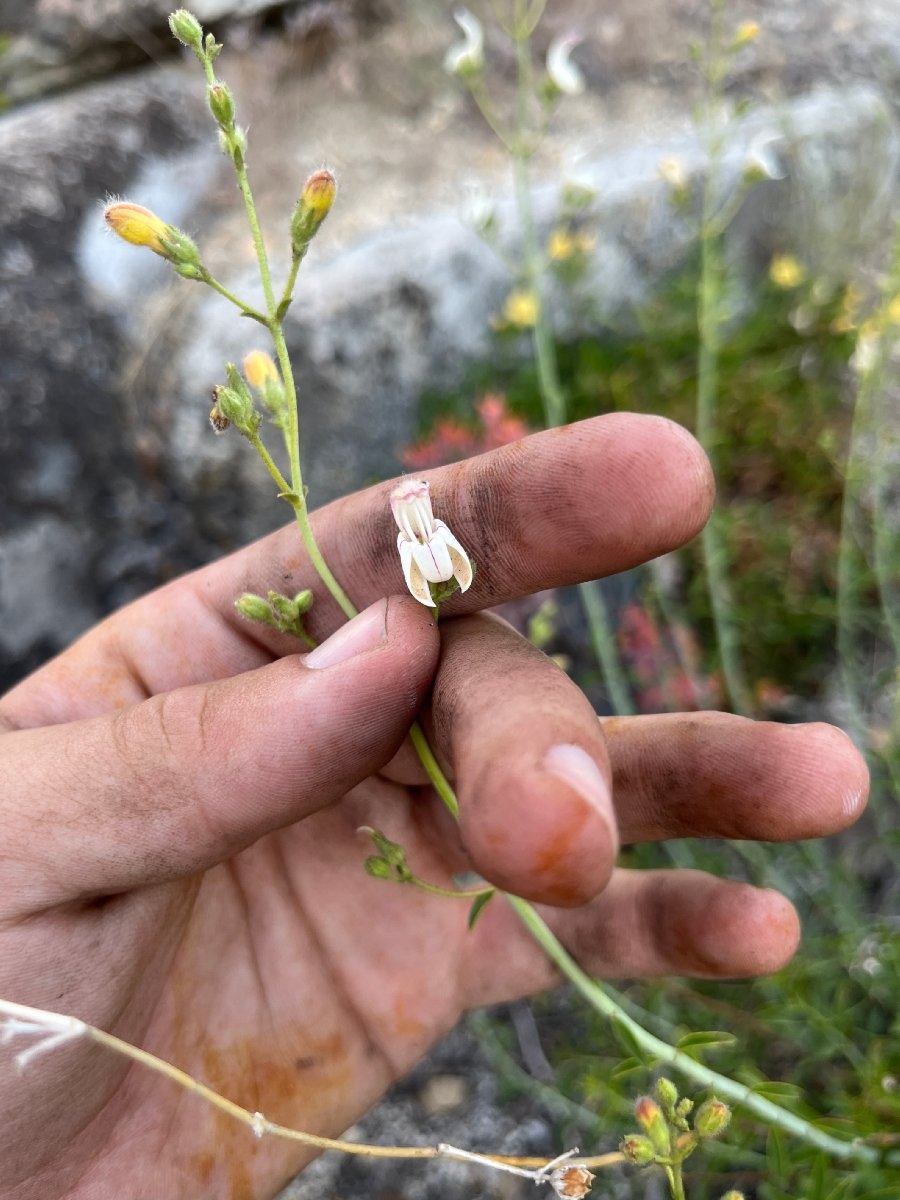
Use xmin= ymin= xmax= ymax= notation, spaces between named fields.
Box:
xmin=769 ymin=254 xmax=805 ymax=289
xmin=501 ymin=289 xmax=539 ymax=329
xmin=104 ymin=202 xmax=172 ymax=257
xmin=734 ymin=20 xmax=761 ymax=47
xmin=886 ymin=295 xmax=900 ymax=325
xmin=548 ymin=229 xmax=576 ymax=261
xmin=547 ymin=229 xmax=597 ymax=262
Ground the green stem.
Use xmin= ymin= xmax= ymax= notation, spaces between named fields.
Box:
xmin=278 ymin=254 xmax=303 ymax=315
xmin=409 ymin=723 xmax=459 ymax=819
xmin=695 ymin=36 xmax=752 ymax=715
xmin=509 ymin=162 xmax=565 ymax=429
xmin=246 ymin=431 xmax=291 ymax=495
xmin=201 ymin=272 xmax=267 ymax=322
xmin=268 ymin=318 xmax=358 ymax=620
xmin=408 ymin=877 xmax=493 ymax=901
xmin=577 ymin=580 xmax=634 ymax=715
xmin=666 ymin=1163 xmax=686 ymax=1200
xmin=506 ymin=896 xmax=897 ymax=1165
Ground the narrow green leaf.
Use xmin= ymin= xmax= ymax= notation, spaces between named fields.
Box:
xmin=467 ymin=889 xmax=496 ymax=930
xmin=676 ymin=1030 xmax=737 ymax=1053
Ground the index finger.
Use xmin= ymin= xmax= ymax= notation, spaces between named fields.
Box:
xmin=3 ymin=413 xmax=713 ymax=725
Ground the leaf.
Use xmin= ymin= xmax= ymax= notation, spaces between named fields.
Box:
xmin=752 ymin=1080 xmax=803 ymax=1103
xmin=676 ymin=1030 xmax=738 ymax=1055
xmin=467 ymin=889 xmax=496 ymax=930
xmin=610 ymin=1056 xmax=646 ymax=1080
xmin=611 ymin=1018 xmax=657 ymax=1068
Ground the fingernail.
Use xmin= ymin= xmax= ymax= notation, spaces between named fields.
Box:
xmin=305 ymin=599 xmax=388 ymax=669
xmin=542 ymin=743 xmax=616 ymax=832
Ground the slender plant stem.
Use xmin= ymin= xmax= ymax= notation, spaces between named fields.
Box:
xmin=505 ymin=896 xmax=898 ymax=1165
xmin=201 ymin=272 xmax=266 ymax=322
xmin=278 ymin=254 xmax=303 ymax=314
xmin=577 ymin=580 xmax=634 ymax=715
xmin=407 ymin=877 xmax=494 ymax=901
xmin=409 ymin=723 xmax=459 ymax=819
xmin=0 ymin=999 xmax=615 ymax=1171
xmin=694 ymin=7 xmax=752 ymax=717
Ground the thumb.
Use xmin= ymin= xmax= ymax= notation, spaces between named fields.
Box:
xmin=1 ymin=597 xmax=439 ymax=910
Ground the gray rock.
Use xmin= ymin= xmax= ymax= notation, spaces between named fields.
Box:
xmin=0 ymin=0 xmax=308 ymax=104
xmin=0 ymin=65 xmax=212 ymax=683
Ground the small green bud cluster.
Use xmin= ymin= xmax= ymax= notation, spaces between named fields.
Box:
xmin=210 ymin=363 xmax=261 ymax=440
xmin=362 ymin=829 xmax=414 ymax=883
xmin=235 ymin=589 xmax=314 ymax=642
xmin=168 ymin=9 xmax=244 ymax=161
xmin=620 ymin=1080 xmax=732 ymax=1172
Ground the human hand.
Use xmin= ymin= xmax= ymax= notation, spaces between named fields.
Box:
xmin=0 ymin=414 xmax=868 ymax=1199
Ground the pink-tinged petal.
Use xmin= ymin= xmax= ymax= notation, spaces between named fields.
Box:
xmin=433 ymin=523 xmax=473 ymax=592
xmin=412 ymin=536 xmax=453 ymax=584
xmin=399 ymin=539 xmax=435 ymax=606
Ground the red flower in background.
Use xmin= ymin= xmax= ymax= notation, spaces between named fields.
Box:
xmin=402 ymin=393 xmax=531 ymax=469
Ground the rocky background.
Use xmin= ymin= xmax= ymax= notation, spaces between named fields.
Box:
xmin=1 ymin=1 xmax=899 ymax=1196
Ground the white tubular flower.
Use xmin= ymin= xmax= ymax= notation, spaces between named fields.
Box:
xmin=547 ymin=34 xmax=585 ymax=96
xmin=390 ymin=479 xmax=473 ymax=607
xmin=444 ymin=8 xmax=484 ymax=77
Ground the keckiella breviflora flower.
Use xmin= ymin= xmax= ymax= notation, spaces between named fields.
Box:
xmin=390 ymin=479 xmax=472 ymax=607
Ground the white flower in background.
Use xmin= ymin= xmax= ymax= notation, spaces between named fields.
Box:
xmin=744 ymin=131 xmax=786 ymax=182
xmin=546 ymin=34 xmax=585 ymax=96
xmin=444 ymin=8 xmax=484 ymax=77
xmin=390 ymin=479 xmax=473 ymax=607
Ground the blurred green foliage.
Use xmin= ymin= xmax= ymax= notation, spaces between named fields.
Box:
xmin=420 ymin=259 xmax=900 ymax=1195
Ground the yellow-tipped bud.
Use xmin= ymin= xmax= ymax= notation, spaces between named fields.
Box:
xmin=104 ymin=202 xmax=171 ymax=257
xmin=634 ymin=1096 xmax=671 ymax=1156
xmin=694 ymin=1097 xmax=731 ymax=1139
xmin=620 ymin=1134 xmax=656 ymax=1166
xmin=243 ymin=350 xmax=280 ymax=390
xmin=302 ymin=169 xmax=337 ymax=216
xmin=290 ymin=169 xmax=336 ymax=258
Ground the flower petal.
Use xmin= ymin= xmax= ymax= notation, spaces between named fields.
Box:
xmin=399 ymin=538 xmax=435 ymax=606
xmin=444 ymin=8 xmax=484 ymax=76
xmin=434 ymin=523 xmax=473 ymax=592
xmin=412 ymin=536 xmax=453 ymax=584
xmin=547 ymin=34 xmax=585 ymax=96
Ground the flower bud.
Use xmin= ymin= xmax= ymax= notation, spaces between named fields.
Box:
xmin=634 ymin=1096 xmax=670 ymax=1156
xmin=104 ymin=202 xmax=172 ymax=257
xmin=290 ymin=170 xmax=337 ymax=258
xmin=549 ymin=1165 xmax=595 ymax=1199
xmin=243 ymin=350 xmax=286 ymax=419
xmin=208 ymin=82 xmax=235 ymax=128
xmin=364 ymin=856 xmax=394 ymax=880
xmin=655 ymin=1078 xmax=678 ymax=1112
xmin=213 ymin=383 xmax=259 ymax=436
xmin=169 ymin=9 xmax=203 ymax=50
xmin=235 ymin=593 xmax=276 ymax=624
xmin=244 ymin=350 xmax=279 ymax=390
xmin=694 ymin=1097 xmax=731 ymax=1139
xmin=719 ymin=1192 xmax=746 ymax=1200
xmin=619 ymin=1134 xmax=655 ymax=1165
